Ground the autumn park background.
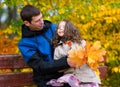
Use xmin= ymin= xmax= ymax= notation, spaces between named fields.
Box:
xmin=0 ymin=0 xmax=120 ymax=87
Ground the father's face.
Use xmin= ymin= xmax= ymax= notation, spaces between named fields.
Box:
xmin=29 ymin=13 xmax=44 ymax=31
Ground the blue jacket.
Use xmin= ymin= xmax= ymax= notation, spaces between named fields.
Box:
xmin=18 ymin=20 xmax=69 ymax=85
xmin=18 ymin=20 xmax=56 ymax=62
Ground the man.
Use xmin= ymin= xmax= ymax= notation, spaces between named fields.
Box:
xmin=18 ymin=5 xmax=73 ymax=87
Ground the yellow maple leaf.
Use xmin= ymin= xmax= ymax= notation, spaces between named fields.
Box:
xmin=68 ymin=46 xmax=87 ymax=67
xmin=86 ymin=41 xmax=106 ymax=71
xmin=68 ymin=41 xmax=106 ymax=71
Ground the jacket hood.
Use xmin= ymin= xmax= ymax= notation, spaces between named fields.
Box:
xmin=22 ymin=20 xmax=52 ymax=38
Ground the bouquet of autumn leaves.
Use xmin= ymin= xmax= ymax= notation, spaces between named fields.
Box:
xmin=68 ymin=41 xmax=106 ymax=71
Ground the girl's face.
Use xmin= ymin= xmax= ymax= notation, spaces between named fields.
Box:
xmin=57 ymin=21 xmax=66 ymax=37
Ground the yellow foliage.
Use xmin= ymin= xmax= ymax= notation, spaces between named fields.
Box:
xmin=58 ymin=8 xmax=65 ymax=14
xmin=112 ymin=67 xmax=120 ymax=73
xmin=68 ymin=41 xmax=106 ymax=71
xmin=23 ymin=1 xmax=28 ymax=6
xmin=80 ymin=15 xmax=85 ymax=20
xmin=0 ymin=29 xmax=20 ymax=54
xmin=0 ymin=69 xmax=12 ymax=74
xmin=21 ymin=68 xmax=33 ymax=72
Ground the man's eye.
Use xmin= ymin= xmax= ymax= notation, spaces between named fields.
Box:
xmin=36 ymin=20 xmax=39 ymax=22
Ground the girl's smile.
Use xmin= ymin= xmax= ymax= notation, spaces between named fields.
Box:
xmin=57 ymin=21 xmax=66 ymax=36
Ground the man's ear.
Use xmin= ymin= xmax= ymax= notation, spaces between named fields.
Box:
xmin=24 ymin=21 xmax=30 ymax=26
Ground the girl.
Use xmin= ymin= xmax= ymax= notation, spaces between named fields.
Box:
xmin=47 ymin=20 xmax=100 ymax=87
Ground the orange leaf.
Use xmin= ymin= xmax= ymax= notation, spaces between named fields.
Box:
xmin=68 ymin=41 xmax=106 ymax=71
xmin=68 ymin=46 xmax=86 ymax=67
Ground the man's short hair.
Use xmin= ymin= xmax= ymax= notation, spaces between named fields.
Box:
xmin=20 ymin=5 xmax=40 ymax=23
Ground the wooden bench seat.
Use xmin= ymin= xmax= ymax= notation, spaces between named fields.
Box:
xmin=0 ymin=54 xmax=107 ymax=87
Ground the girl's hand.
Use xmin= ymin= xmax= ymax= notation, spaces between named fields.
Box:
xmin=67 ymin=58 xmax=76 ymax=68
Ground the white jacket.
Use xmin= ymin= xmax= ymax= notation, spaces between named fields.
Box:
xmin=54 ymin=40 xmax=101 ymax=84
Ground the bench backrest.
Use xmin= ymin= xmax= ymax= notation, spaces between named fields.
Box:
xmin=0 ymin=54 xmax=35 ymax=87
xmin=0 ymin=54 xmax=107 ymax=87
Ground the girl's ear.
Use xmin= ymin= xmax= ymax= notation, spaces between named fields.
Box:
xmin=24 ymin=21 xmax=30 ymax=26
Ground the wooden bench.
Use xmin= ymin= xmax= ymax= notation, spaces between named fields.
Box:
xmin=0 ymin=54 xmax=35 ymax=87
xmin=0 ymin=54 xmax=107 ymax=87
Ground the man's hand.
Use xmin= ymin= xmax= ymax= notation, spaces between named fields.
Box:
xmin=67 ymin=58 xmax=76 ymax=68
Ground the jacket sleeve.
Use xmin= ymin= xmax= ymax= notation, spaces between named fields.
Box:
xmin=18 ymin=41 xmax=69 ymax=74
xmin=27 ymin=52 xmax=70 ymax=74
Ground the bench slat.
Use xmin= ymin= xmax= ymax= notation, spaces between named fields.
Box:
xmin=0 ymin=72 xmax=34 ymax=87
xmin=0 ymin=54 xmax=29 ymax=69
